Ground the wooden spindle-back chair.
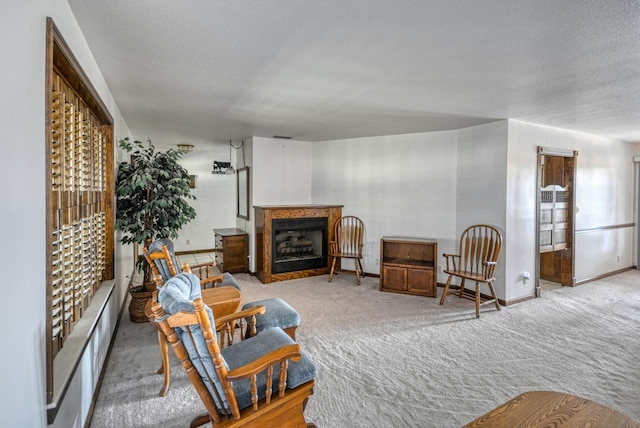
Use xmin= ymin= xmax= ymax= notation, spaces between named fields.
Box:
xmin=439 ymin=224 xmax=503 ymax=318
xmin=328 ymin=216 xmax=365 ymax=285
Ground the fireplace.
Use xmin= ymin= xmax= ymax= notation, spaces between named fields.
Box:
xmin=255 ymin=205 xmax=343 ymax=283
xmin=272 ymin=217 xmax=328 ymax=274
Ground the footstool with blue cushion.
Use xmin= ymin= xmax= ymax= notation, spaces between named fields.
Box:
xmin=242 ymin=297 xmax=300 ymax=340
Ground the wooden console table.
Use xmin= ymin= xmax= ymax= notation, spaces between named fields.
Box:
xmin=464 ymin=390 xmax=639 ymax=427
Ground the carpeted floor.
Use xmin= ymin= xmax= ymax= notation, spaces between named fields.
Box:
xmin=90 ymin=270 xmax=640 ymax=427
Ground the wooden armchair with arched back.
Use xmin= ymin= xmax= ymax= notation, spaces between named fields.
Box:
xmin=439 ymin=224 xmax=503 ymax=318
xmin=328 ymin=216 xmax=365 ymax=285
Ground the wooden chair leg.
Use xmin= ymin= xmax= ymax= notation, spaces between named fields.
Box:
xmin=328 ymin=257 xmax=337 ymax=282
xmin=354 ymin=259 xmax=361 ymax=285
xmin=439 ymin=275 xmax=453 ymax=305
xmin=488 ymin=282 xmax=501 ymax=311
xmin=458 ymin=278 xmax=466 ymax=298
xmin=357 ymin=259 xmax=365 ymax=278
xmin=475 ymin=282 xmax=480 ymax=318
xmin=157 ymin=330 xmax=170 ymax=397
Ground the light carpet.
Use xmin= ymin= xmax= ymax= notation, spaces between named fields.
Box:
xmin=90 ymin=270 xmax=640 ymax=427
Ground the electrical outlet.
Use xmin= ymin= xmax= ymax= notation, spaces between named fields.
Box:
xmin=437 ymin=265 xmax=443 ymax=273
xmin=375 ymin=258 xmax=379 ymax=265
xmin=186 ymin=239 xmax=191 ymax=245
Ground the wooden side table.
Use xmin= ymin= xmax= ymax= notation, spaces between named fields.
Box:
xmin=464 ymin=390 xmax=639 ymax=427
xmin=214 ymin=228 xmax=249 ymax=273
xmin=145 ymin=286 xmax=242 ymax=397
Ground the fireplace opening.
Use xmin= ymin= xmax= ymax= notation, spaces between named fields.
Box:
xmin=272 ymin=217 xmax=328 ymax=274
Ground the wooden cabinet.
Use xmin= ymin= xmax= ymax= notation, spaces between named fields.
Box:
xmin=380 ymin=236 xmax=437 ymax=298
xmin=214 ymin=228 xmax=248 ymax=273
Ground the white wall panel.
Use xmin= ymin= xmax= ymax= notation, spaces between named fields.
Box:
xmin=253 ymin=137 xmax=312 ymax=206
xmin=311 ymin=131 xmax=458 ymax=277
xmin=158 ymin=141 xmax=237 ymax=252
xmin=456 ymin=121 xmax=509 ymax=298
xmin=575 ymin=228 xmax=634 ymax=280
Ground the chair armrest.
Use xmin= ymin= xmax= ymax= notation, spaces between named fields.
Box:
xmin=480 ymin=261 xmax=498 ymax=280
xmin=442 ymin=254 xmax=460 ymax=271
xmin=185 ymin=261 xmax=218 ymax=280
xmin=225 ymin=343 xmax=302 ymax=381
xmin=215 ymin=305 xmax=266 ymax=328
xmin=190 ymin=260 xmax=217 ymax=269
xmin=216 ymin=305 xmax=267 ymax=348
xmin=199 ymin=274 xmax=224 ymax=289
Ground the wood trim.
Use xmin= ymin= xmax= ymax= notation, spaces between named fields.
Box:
xmin=575 ymin=266 xmax=636 ymax=286
xmin=442 ymin=284 xmax=535 ymax=307
xmin=575 ymin=223 xmax=635 ymax=233
xmin=174 ymin=248 xmax=217 ymax=256
xmin=103 ymin=123 xmax=115 ymax=280
xmin=45 ymin=16 xmax=55 ymax=404
xmin=50 ymin=21 xmax=113 ymax=124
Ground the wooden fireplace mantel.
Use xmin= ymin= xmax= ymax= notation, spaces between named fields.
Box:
xmin=255 ymin=205 xmax=343 ymax=283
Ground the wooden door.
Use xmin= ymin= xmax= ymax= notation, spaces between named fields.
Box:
xmin=538 ymin=150 xmax=576 ymax=287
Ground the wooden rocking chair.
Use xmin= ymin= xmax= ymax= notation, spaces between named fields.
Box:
xmin=439 ymin=224 xmax=503 ymax=318
xmin=143 ymin=241 xmax=301 ymax=398
xmin=143 ymin=238 xmax=231 ymax=289
xmin=149 ymin=273 xmax=316 ymax=428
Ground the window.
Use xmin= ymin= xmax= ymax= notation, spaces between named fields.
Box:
xmin=45 ymin=18 xmax=114 ymax=403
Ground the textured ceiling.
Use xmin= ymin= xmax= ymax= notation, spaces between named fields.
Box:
xmin=68 ymin=0 xmax=640 ymax=144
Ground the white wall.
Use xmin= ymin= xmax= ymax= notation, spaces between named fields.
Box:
xmin=456 ymin=121 xmax=509 ymax=297
xmin=252 ymin=136 xmax=313 ymax=206
xmin=506 ymin=120 xmax=638 ymax=301
xmin=148 ymin=140 xmax=238 ymax=252
xmin=0 ymin=2 xmax=132 ymax=427
xmin=248 ymin=137 xmax=313 ymax=271
xmin=311 ymin=131 xmax=458 ymax=277
xmin=236 ymin=138 xmax=254 ymax=268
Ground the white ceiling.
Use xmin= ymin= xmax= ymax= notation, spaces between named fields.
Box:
xmin=67 ymin=0 xmax=640 ymax=145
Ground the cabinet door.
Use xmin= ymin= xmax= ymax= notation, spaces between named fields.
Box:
xmin=407 ymin=268 xmax=435 ymax=297
xmin=382 ymin=265 xmax=407 ymax=291
xmin=223 ymin=235 xmax=248 ymax=273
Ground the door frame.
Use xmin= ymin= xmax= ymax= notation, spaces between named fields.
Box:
xmin=535 ymin=146 xmax=578 ymax=297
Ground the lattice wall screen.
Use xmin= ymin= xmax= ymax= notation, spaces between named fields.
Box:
xmin=49 ymin=72 xmax=108 ymax=358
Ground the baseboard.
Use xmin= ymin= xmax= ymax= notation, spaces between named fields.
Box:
xmin=441 ymin=284 xmax=535 ymax=306
xmin=575 ymin=266 xmax=636 ymax=286
xmin=84 ymin=277 xmax=130 ymax=428
xmin=332 ymin=268 xmax=380 ymax=278
xmin=175 ymin=248 xmax=216 ymax=255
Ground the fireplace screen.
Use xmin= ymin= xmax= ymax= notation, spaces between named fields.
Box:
xmin=272 ymin=217 xmax=328 ymax=274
